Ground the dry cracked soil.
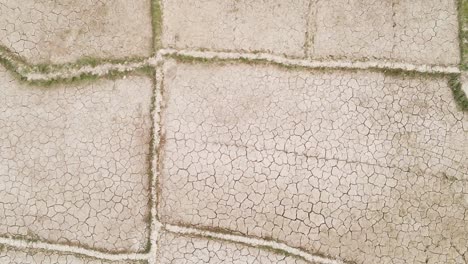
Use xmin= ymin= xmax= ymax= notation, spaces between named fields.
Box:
xmin=0 ymin=0 xmax=467 ymax=264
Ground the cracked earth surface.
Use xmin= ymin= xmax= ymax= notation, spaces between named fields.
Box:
xmin=0 ymin=0 xmax=467 ymax=264
xmin=157 ymin=231 xmax=310 ymax=264
xmin=159 ymin=61 xmax=468 ymax=264
xmin=0 ymin=246 xmax=145 ymax=264
xmin=312 ymin=0 xmax=460 ymax=65
xmin=0 ymin=66 xmax=153 ymax=253
xmin=0 ymin=0 xmax=152 ymax=64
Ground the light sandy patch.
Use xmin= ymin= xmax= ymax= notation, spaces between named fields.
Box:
xmin=161 ymin=0 xmax=309 ymax=57
xmin=157 ymin=231 xmax=311 ymax=264
xmin=0 ymin=246 xmax=145 ymax=264
xmin=0 ymin=0 xmax=152 ymax=64
xmin=0 ymin=65 xmax=153 ymax=253
xmin=392 ymin=0 xmax=460 ymax=66
xmin=158 ymin=60 xmax=468 ymax=264
xmin=311 ymin=0 xmax=460 ymax=66
xmin=312 ymin=0 xmax=394 ymax=60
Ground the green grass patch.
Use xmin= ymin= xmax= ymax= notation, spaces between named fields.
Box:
xmin=459 ymin=0 xmax=468 ymax=70
xmin=168 ymin=53 xmax=217 ymax=64
xmin=30 ymin=56 xmax=147 ymax=75
xmin=0 ymin=44 xmax=153 ymax=87
xmin=142 ymin=69 xmax=157 ymax=254
xmin=168 ymin=53 xmax=449 ymax=78
xmin=151 ymin=0 xmax=163 ymax=52
xmin=257 ymin=245 xmax=297 ymax=258
xmin=28 ymin=66 xmax=154 ymax=87
xmin=449 ymin=74 xmax=468 ymax=111
xmin=0 ymin=45 xmax=31 ymax=80
xmin=30 ymin=73 xmax=101 ymax=87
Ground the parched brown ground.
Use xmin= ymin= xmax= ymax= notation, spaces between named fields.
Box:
xmin=0 ymin=0 xmax=467 ymax=263
xmin=0 ymin=0 xmax=152 ymax=64
xmin=0 ymin=65 xmax=153 ymax=253
xmin=158 ymin=60 xmax=467 ymax=264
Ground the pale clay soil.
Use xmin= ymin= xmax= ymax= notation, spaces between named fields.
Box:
xmin=0 ymin=246 xmax=144 ymax=264
xmin=0 ymin=0 xmax=467 ymax=264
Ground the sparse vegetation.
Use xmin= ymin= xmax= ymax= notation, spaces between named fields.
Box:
xmin=142 ymin=69 xmax=157 ymax=254
xmin=167 ymin=52 xmax=454 ymax=80
xmin=151 ymin=0 xmax=163 ymax=52
xmin=171 ymin=228 xmax=308 ymax=262
xmin=0 ymin=44 xmax=153 ymax=87
xmin=449 ymin=74 xmax=468 ymax=111
xmin=459 ymin=0 xmax=468 ymax=70
xmin=30 ymin=56 xmax=148 ymax=74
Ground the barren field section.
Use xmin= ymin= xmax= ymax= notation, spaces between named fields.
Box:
xmin=0 ymin=0 xmax=467 ymax=264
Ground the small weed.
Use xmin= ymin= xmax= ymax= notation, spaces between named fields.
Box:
xmin=257 ymin=245 xmax=296 ymax=258
xmin=0 ymin=45 xmax=31 ymax=78
xmin=26 ymin=229 xmax=41 ymax=243
xmin=168 ymin=54 xmax=215 ymax=64
xmin=33 ymin=63 xmax=53 ymax=73
xmin=139 ymin=65 xmax=156 ymax=76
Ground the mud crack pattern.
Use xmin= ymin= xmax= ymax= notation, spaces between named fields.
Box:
xmin=159 ymin=61 xmax=468 ymax=264
xmin=0 ymin=0 xmax=467 ymax=263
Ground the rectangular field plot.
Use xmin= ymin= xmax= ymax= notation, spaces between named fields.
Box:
xmin=158 ymin=60 xmax=468 ymax=264
xmin=0 ymin=65 xmax=153 ymax=253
